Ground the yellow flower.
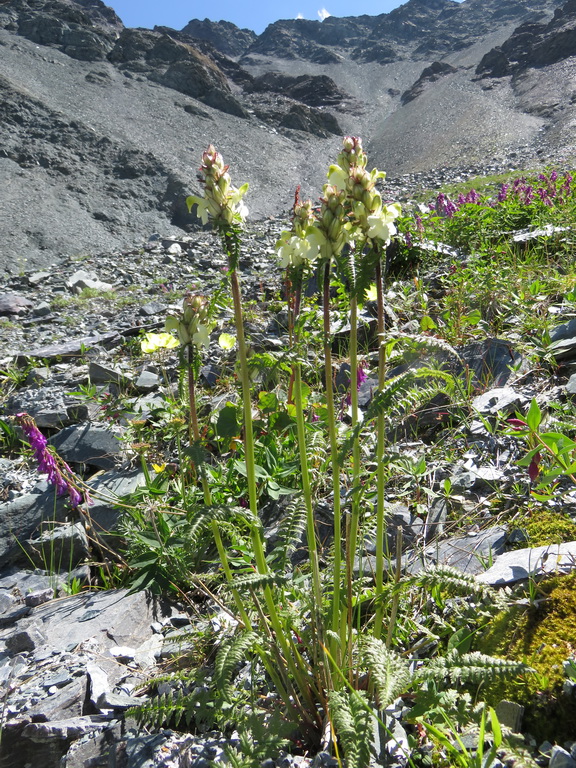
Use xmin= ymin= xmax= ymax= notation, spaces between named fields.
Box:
xmin=141 ymin=332 xmax=179 ymax=353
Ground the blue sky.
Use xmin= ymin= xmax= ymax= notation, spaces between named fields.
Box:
xmin=105 ymin=0 xmax=456 ymax=35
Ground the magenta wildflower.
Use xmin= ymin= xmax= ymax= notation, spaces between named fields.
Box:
xmin=497 ymin=184 xmax=509 ymax=203
xmin=435 ymin=193 xmax=459 ymax=218
xmin=16 ymin=413 xmax=88 ymax=508
xmin=464 ymin=189 xmax=480 ymax=205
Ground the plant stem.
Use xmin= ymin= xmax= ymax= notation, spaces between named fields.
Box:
xmin=294 ymin=362 xmax=330 ymax=692
xmin=224 ymin=229 xmax=316 ymax=710
xmin=322 ymin=261 xmax=343 ymax=663
xmin=374 ymin=256 xmax=388 ymax=639
xmin=345 ymin=293 xmax=361 ymax=676
xmin=188 ymin=346 xmax=252 ymax=629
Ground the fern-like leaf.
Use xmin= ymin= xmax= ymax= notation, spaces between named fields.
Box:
xmin=363 ymin=637 xmax=412 ymax=708
xmin=268 ymin=495 xmax=308 ymax=571
xmin=383 ymin=331 xmax=464 ymax=366
xmin=128 ymin=687 xmax=208 ymax=731
xmin=226 ymin=572 xmax=288 ymax=590
xmin=411 ymin=564 xmax=496 ymax=600
xmin=419 ymin=649 xmax=534 ymax=685
xmin=185 ymin=504 xmax=256 ymax=547
xmin=214 ymin=631 xmax=259 ymax=700
xmin=328 ymin=689 xmax=375 ymax=768
xmin=339 ymin=367 xmax=455 ymax=460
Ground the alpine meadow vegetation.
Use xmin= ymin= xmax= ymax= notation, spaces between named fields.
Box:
xmin=8 ymin=139 xmax=576 ymax=767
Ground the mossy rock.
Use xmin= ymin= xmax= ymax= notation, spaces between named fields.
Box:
xmin=479 ymin=571 xmax=576 ymax=742
xmin=511 ymin=508 xmax=576 ymax=548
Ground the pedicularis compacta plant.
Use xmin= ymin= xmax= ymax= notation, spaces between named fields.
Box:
xmin=131 ymin=137 xmax=528 ymax=765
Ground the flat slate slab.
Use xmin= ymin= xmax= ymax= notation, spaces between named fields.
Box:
xmin=476 ymin=541 xmax=576 ymax=585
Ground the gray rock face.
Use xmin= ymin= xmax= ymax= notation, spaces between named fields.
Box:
xmin=0 ymin=0 xmax=573 ymax=274
xmin=476 ymin=541 xmax=576 ymax=585
xmin=477 ymin=0 xmax=576 ymax=76
xmin=49 ymin=423 xmax=123 ymax=470
xmin=0 ymin=586 xmax=178 ymax=768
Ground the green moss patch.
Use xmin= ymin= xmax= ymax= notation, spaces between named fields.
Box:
xmin=512 ymin=508 xmax=576 ymax=548
xmin=480 ymin=572 xmax=576 ymax=742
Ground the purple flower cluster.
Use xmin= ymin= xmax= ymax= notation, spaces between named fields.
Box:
xmin=433 ymin=193 xmax=459 ymax=219
xmin=433 ymin=189 xmax=482 ymax=219
xmin=429 ymin=171 xmax=574 ymax=222
xmin=502 ymin=171 xmax=574 ymax=208
xmin=16 ymin=413 xmax=87 ymax=508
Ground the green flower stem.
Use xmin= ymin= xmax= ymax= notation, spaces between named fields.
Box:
xmin=223 ymin=229 xmax=316 ymax=708
xmin=386 ymin=525 xmax=403 ymax=649
xmin=187 ymin=345 xmax=252 ymax=629
xmin=286 ymin=273 xmax=302 ymax=404
xmin=322 ymin=261 xmax=343 ymax=661
xmin=345 ymin=293 xmax=361 ymax=674
xmin=294 ymin=361 xmax=330 ymax=692
xmin=374 ymin=257 xmax=388 ymax=639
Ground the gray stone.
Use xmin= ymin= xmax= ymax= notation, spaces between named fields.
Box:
xmin=6 ymin=623 xmax=47 ymax=652
xmin=20 ymin=715 xmax=111 ymax=742
xmin=84 ymin=467 xmax=149 ymax=549
xmin=495 ymin=700 xmax=524 ymax=732
xmin=409 ymin=526 xmax=508 ymax=575
xmin=25 ymin=587 xmax=54 ymax=607
xmin=550 ymin=318 xmax=576 ymax=343
xmin=459 ymin=338 xmax=524 ymax=388
xmin=0 ymin=493 xmax=70 ymax=568
xmin=49 ymin=423 xmax=122 ymax=470
xmin=472 ymin=386 xmax=527 ymax=416
xmin=32 ymin=301 xmax=52 ymax=317
xmin=96 ymin=690 xmax=143 ymax=710
xmin=0 ymin=590 xmax=17 ymax=614
xmin=19 ymin=331 xmax=123 ymax=364
xmin=550 ymin=746 xmax=576 ymax=768
xmin=549 ymin=336 xmax=576 ymax=363
xmin=512 ymin=225 xmax=570 ymax=243
xmin=28 ymin=678 xmax=84 ymax=721
xmin=88 ymin=361 xmax=130 ymax=386
xmin=566 ymin=374 xmax=576 ymax=397
xmin=425 ymin=497 xmax=447 ymax=541
xmin=0 ymin=293 xmax=34 ymax=315
xmin=66 ymin=269 xmax=113 ymax=294
xmin=476 ymin=542 xmax=576 ymax=585
xmin=134 ymin=369 xmax=160 ymax=392
xmin=1 ymin=589 xmax=174 ymax=668
xmin=25 ymin=521 xmax=90 ymax=570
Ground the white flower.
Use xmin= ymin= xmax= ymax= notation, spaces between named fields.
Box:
xmin=192 ymin=323 xmax=211 ymax=348
xmin=327 ymin=164 xmax=348 ymax=192
xmin=277 ymin=233 xmax=318 ymax=269
xmin=366 ymin=214 xmax=393 ymax=242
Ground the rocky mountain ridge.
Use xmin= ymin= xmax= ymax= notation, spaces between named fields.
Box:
xmin=0 ymin=0 xmax=575 ymax=273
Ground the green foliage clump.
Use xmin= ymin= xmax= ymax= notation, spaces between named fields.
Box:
xmin=512 ymin=508 xmax=576 ymax=548
xmin=480 ymin=571 xmax=576 ymax=742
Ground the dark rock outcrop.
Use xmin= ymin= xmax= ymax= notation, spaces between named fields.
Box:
xmin=477 ymin=0 xmax=576 ymax=75
xmin=401 ymin=61 xmax=459 ymax=104
xmin=180 ymin=17 xmax=257 ymax=57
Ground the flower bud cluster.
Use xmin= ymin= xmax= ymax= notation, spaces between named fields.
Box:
xmin=186 ymin=145 xmax=249 ymax=227
xmin=166 ymin=293 xmax=215 ymax=348
xmin=327 ymin=136 xmax=400 ymax=246
xmin=16 ymin=413 xmax=88 ymax=508
xmin=276 ymin=195 xmax=321 ymax=270
xmin=315 ymin=185 xmax=350 ymax=259
xmin=276 ymin=136 xmax=401 ymax=270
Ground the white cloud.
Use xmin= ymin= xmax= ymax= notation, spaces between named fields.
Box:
xmin=296 ymin=12 xmax=304 ymax=18
xmin=318 ymin=7 xmax=331 ymax=20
